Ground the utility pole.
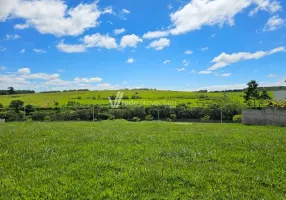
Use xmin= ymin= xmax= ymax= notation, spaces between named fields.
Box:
xmin=157 ymin=109 xmax=160 ymax=120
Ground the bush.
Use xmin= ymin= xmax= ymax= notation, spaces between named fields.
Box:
xmin=132 ymin=117 xmax=140 ymax=122
xmin=170 ymin=114 xmax=176 ymax=122
xmin=44 ymin=116 xmax=52 ymax=122
xmin=98 ymin=113 xmax=113 ymax=120
xmin=145 ymin=114 xmax=153 ymax=121
xmin=201 ymin=115 xmax=210 ymax=121
xmin=233 ymin=114 xmax=242 ymax=122
xmin=31 ymin=112 xmax=47 ymax=121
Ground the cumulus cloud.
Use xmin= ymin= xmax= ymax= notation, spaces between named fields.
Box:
xmin=122 ymin=9 xmax=130 ymax=14
xmin=198 ymin=70 xmax=212 ymax=75
xmin=20 ymin=49 xmax=25 ymax=53
xmin=33 ymin=49 xmax=46 ymax=53
xmin=177 ymin=68 xmax=185 ymax=72
xmin=147 ymin=38 xmax=170 ymax=50
xmin=126 ymin=57 xmax=134 ymax=64
xmin=184 ymin=50 xmax=193 ymax=55
xmin=164 ymin=60 xmax=171 ymax=64
xmin=83 ymin=33 xmax=118 ymax=49
xmin=0 ymin=0 xmax=109 ymax=37
xmin=215 ymin=73 xmax=232 ymax=77
xmin=249 ymin=0 xmax=282 ymax=16
xmin=143 ymin=30 xmax=169 ymax=39
xmin=0 ymin=66 xmax=7 ymax=71
xmin=208 ymin=46 xmax=286 ymax=71
xmin=114 ymin=28 xmax=126 ymax=35
xmin=201 ymin=47 xmax=209 ymax=51
xmin=18 ymin=68 xmax=30 ymax=75
xmin=263 ymin=15 xmax=285 ymax=31
xmin=183 ymin=60 xmax=190 ymax=67
xmin=268 ymin=74 xmax=278 ymax=78
xmin=74 ymin=77 xmax=103 ymax=83
xmin=120 ymin=34 xmax=142 ymax=48
xmin=56 ymin=41 xmax=86 ymax=53
xmin=143 ymin=0 xmax=282 ymax=38
xmin=6 ymin=34 xmax=21 ymax=40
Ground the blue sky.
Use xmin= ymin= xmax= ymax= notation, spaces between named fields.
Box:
xmin=0 ymin=0 xmax=285 ymax=91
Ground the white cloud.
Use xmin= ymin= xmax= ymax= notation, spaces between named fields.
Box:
xmin=114 ymin=28 xmax=126 ymax=35
xmin=268 ymin=73 xmax=278 ymax=78
xmin=215 ymin=73 xmax=232 ymax=76
xmin=143 ymin=30 xmax=169 ymax=39
xmin=14 ymin=22 xmax=30 ymax=29
xmin=126 ymin=57 xmax=134 ymax=64
xmin=18 ymin=68 xmax=30 ymax=75
xmin=147 ymin=38 xmax=170 ymax=50
xmin=83 ymin=33 xmax=118 ymax=49
xmin=187 ymin=78 xmax=286 ymax=91
xmin=168 ymin=4 xmax=173 ymax=10
xmin=164 ymin=60 xmax=171 ymax=64
xmin=201 ymin=47 xmax=209 ymax=51
xmin=198 ymin=70 xmax=212 ymax=74
xmin=102 ymin=6 xmax=113 ymax=14
xmin=57 ymin=41 xmax=86 ymax=53
xmin=1 ymin=0 xmax=103 ymax=37
xmin=6 ymin=34 xmax=21 ymax=40
xmin=120 ymin=34 xmax=142 ymax=48
xmin=74 ymin=77 xmax=103 ymax=83
xmin=183 ymin=60 xmax=190 ymax=67
xmin=177 ymin=68 xmax=185 ymax=72
xmin=190 ymin=69 xmax=196 ymax=74
xmin=23 ymin=73 xmax=60 ymax=80
xmin=0 ymin=66 xmax=7 ymax=71
xmin=208 ymin=46 xmax=286 ymax=71
xmin=0 ymin=0 xmax=18 ymax=22
xmin=122 ymin=9 xmax=130 ymax=14
xmin=0 ymin=47 xmax=7 ymax=52
xmin=20 ymin=49 xmax=25 ymax=53
xmin=143 ymin=0 xmax=282 ymax=38
xmin=263 ymin=15 xmax=285 ymax=31
xmin=33 ymin=49 xmax=46 ymax=53
xmin=209 ymin=34 xmax=216 ymax=38
xmin=249 ymin=0 xmax=282 ymax=16
xmin=184 ymin=50 xmax=193 ymax=55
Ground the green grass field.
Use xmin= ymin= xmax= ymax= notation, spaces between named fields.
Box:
xmin=0 ymin=90 xmax=249 ymax=107
xmin=0 ymin=121 xmax=285 ymax=199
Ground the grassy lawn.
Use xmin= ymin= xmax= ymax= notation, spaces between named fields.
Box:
xmin=0 ymin=121 xmax=285 ymax=199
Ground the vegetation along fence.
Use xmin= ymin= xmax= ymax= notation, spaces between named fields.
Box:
xmin=242 ymin=108 xmax=286 ymax=126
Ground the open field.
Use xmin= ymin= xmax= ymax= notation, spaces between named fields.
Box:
xmin=0 ymin=90 xmax=251 ymax=107
xmin=0 ymin=121 xmax=285 ymax=199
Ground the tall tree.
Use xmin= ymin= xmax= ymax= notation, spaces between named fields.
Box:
xmin=9 ymin=100 xmax=24 ymax=113
xmin=8 ymin=87 xmax=15 ymax=95
xmin=244 ymin=80 xmax=259 ymax=108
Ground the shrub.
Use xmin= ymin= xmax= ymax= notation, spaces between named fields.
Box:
xmin=44 ymin=116 xmax=52 ymax=122
xmin=108 ymin=115 xmax=115 ymax=120
xmin=132 ymin=117 xmax=140 ymax=122
xmin=31 ymin=112 xmax=47 ymax=121
xmin=98 ymin=113 xmax=113 ymax=120
xmin=233 ymin=114 xmax=242 ymax=122
xmin=201 ymin=115 xmax=210 ymax=121
xmin=170 ymin=114 xmax=176 ymax=122
xmin=145 ymin=114 xmax=153 ymax=121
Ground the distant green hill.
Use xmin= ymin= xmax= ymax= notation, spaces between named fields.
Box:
xmin=0 ymin=89 xmax=272 ymax=108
